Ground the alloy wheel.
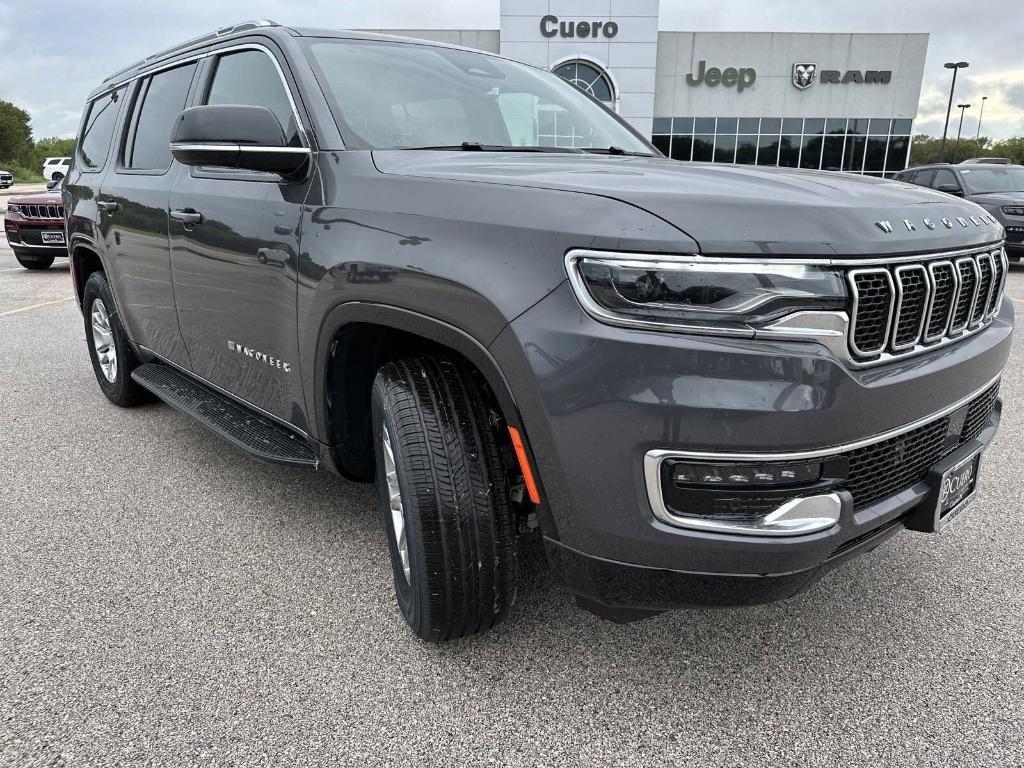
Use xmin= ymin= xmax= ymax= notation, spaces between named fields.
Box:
xmin=90 ymin=298 xmax=117 ymax=383
xmin=382 ymin=425 xmax=411 ymax=583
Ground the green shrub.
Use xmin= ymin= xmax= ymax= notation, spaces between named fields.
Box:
xmin=0 ymin=160 xmax=46 ymax=184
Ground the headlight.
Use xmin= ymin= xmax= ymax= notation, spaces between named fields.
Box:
xmin=1001 ymin=206 xmax=1024 ymax=217
xmin=6 ymin=203 xmax=20 ymax=214
xmin=566 ymin=251 xmax=847 ymax=335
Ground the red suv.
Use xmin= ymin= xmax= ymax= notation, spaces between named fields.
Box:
xmin=3 ymin=191 xmax=68 ymax=270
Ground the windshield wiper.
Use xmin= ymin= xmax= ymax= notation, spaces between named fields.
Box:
xmin=401 ymin=142 xmax=583 ymax=153
xmin=580 ymin=146 xmax=657 ymax=157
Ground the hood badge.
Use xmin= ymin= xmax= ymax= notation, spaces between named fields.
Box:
xmin=875 ymin=214 xmax=993 ymax=234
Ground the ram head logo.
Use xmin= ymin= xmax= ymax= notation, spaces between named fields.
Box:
xmin=792 ymin=63 xmax=816 ymax=90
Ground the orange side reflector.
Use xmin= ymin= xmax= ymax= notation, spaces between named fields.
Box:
xmin=508 ymin=426 xmax=541 ymax=505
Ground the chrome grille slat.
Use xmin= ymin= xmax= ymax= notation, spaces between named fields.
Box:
xmin=891 ymin=265 xmax=929 ymax=350
xmin=985 ymin=250 xmax=1004 ymax=318
xmin=923 ymin=261 xmax=957 ymax=343
xmin=950 ymin=257 xmax=979 ymax=333
xmin=849 ymin=247 xmax=1006 ymax=361
xmin=848 ymin=269 xmax=895 ymax=357
xmin=972 ymin=252 xmax=995 ymax=327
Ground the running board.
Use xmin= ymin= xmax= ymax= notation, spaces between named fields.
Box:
xmin=131 ymin=363 xmax=318 ymax=468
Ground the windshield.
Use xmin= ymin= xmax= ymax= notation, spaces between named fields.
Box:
xmin=959 ymin=166 xmax=1024 ymax=194
xmin=302 ymin=38 xmax=653 ymax=154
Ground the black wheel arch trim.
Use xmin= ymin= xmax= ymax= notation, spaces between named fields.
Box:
xmin=310 ymin=301 xmax=556 ymax=537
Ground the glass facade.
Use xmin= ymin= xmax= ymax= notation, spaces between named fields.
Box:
xmin=651 ymin=117 xmax=912 ymax=177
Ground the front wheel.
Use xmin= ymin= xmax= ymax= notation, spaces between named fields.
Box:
xmin=81 ymin=272 xmax=150 ymax=407
xmin=371 ymin=357 xmax=517 ymax=641
xmin=14 ymin=252 xmax=54 ymax=270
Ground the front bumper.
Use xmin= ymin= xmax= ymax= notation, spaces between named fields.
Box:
xmin=4 ymin=218 xmax=68 ymax=255
xmin=489 ymin=281 xmax=1012 ymax=609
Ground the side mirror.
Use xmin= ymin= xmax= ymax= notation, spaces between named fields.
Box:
xmin=169 ymin=105 xmax=310 ymax=177
xmin=46 ymin=179 xmax=60 ymax=190
xmin=935 ymin=183 xmax=964 ymax=197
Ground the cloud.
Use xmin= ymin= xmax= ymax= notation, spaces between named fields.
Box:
xmin=1005 ymin=83 xmax=1024 ymax=110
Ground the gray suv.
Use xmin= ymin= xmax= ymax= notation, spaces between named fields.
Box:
xmin=63 ymin=21 xmax=1012 ymax=640
xmin=896 ymin=163 xmax=1024 ymax=263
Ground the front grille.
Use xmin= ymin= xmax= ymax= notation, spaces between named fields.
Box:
xmin=848 ymin=247 xmax=1006 ymax=360
xmin=20 ymin=204 xmax=64 ymax=220
xmin=841 ymin=381 xmax=999 ymax=510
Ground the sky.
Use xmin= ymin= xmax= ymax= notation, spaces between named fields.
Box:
xmin=1 ymin=0 xmax=1021 ymax=141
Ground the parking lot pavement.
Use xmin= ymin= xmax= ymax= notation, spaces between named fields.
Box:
xmin=2 ymin=236 xmax=1023 ymax=768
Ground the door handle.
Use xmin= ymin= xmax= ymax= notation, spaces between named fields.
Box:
xmin=97 ymin=200 xmax=119 ymax=211
xmin=170 ymin=208 xmax=203 ymax=226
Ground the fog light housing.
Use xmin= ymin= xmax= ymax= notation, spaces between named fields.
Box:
xmin=645 ymin=453 xmax=847 ymax=536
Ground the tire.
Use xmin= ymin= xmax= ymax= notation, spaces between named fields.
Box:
xmin=51 ymin=172 xmax=64 ymax=182
xmin=371 ymin=357 xmax=517 ymax=641
xmin=14 ymin=252 xmax=54 ymax=270
xmin=81 ymin=272 xmax=149 ymax=407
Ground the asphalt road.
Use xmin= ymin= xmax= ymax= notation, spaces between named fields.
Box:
xmin=2 ymin=236 xmax=1024 ymax=767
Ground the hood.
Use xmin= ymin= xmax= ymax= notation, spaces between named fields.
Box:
xmin=968 ymin=191 xmax=1024 ymax=207
xmin=373 ymin=151 xmax=1001 ymax=257
xmin=7 ymin=191 xmax=62 ymax=205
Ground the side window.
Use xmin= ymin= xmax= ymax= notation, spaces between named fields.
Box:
xmin=932 ymin=169 xmax=961 ymax=192
xmin=123 ymin=63 xmax=197 ymax=170
xmin=79 ymin=88 xmax=124 ymax=170
xmin=914 ymin=169 xmax=936 ymax=187
xmin=205 ymin=50 xmax=300 ymax=146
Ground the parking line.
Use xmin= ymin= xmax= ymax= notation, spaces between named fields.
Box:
xmin=0 ymin=297 xmax=74 ymax=317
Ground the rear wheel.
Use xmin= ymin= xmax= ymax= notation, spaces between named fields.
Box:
xmin=51 ymin=172 xmax=64 ymax=182
xmin=14 ymin=252 xmax=54 ymax=270
xmin=82 ymin=272 xmax=149 ymax=407
xmin=371 ymin=357 xmax=517 ymax=641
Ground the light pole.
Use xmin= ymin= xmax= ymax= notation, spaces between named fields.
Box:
xmin=976 ymin=95 xmax=988 ymax=139
xmin=954 ymin=103 xmax=971 ymax=163
xmin=941 ymin=61 xmax=969 ymax=161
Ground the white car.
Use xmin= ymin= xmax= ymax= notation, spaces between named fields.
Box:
xmin=42 ymin=157 xmax=71 ymax=182
xmin=0 ymin=169 xmax=12 ymax=188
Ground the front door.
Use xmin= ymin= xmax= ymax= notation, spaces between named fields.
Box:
xmin=168 ymin=45 xmax=311 ymax=427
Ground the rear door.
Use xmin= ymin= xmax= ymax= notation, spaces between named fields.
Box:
xmin=168 ymin=44 xmax=311 ymax=426
xmin=98 ymin=61 xmax=200 ymax=368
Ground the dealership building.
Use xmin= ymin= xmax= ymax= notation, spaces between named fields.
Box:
xmin=364 ymin=0 xmax=929 ymax=177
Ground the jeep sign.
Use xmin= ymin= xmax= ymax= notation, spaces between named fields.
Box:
xmin=685 ymin=60 xmax=757 ymax=92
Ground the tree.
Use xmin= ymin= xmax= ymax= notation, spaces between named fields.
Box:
xmin=0 ymin=100 xmax=33 ymax=163
xmin=990 ymin=136 xmax=1024 ymax=164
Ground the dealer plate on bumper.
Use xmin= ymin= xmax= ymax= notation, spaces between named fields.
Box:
xmin=40 ymin=231 xmax=65 ymax=244
xmin=909 ymin=443 xmax=983 ymax=533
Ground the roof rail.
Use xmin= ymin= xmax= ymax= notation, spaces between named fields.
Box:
xmin=102 ymin=19 xmax=279 ymax=84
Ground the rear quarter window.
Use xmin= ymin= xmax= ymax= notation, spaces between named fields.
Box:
xmin=123 ymin=62 xmax=197 ymax=171
xmin=79 ymin=88 xmax=125 ymax=170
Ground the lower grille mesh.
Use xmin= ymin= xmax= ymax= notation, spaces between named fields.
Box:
xmin=841 ymin=381 xmax=999 ymax=509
